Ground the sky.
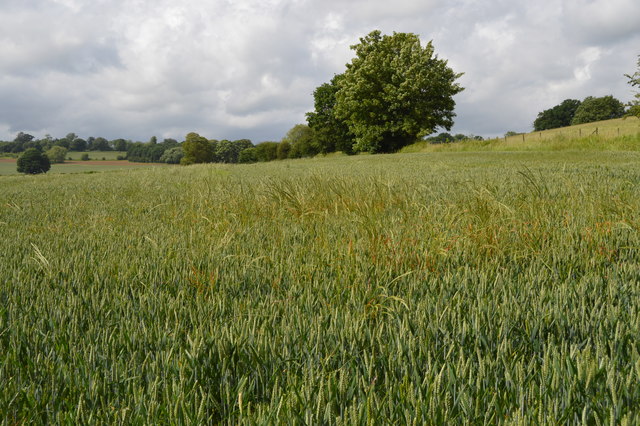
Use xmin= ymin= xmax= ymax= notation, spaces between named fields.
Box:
xmin=1 ymin=0 xmax=639 ymax=142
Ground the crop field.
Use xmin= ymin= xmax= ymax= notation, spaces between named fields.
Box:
xmin=1 ymin=147 xmax=640 ymax=423
xmin=403 ymin=117 xmax=640 ymax=154
xmin=66 ymin=151 xmax=127 ymax=161
xmin=0 ymin=158 xmax=161 ymax=176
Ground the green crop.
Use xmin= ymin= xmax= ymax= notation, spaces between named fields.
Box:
xmin=1 ymin=150 xmax=640 ymax=423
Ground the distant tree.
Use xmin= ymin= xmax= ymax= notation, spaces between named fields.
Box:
xmin=159 ymin=146 xmax=184 ymax=164
xmin=504 ymin=131 xmax=521 ymax=137
xmin=69 ymin=138 xmax=87 ymax=151
xmin=90 ymin=137 xmax=112 ymax=151
xmin=238 ymin=147 xmax=258 ymax=163
xmin=277 ymin=141 xmax=291 ymax=160
xmin=626 ymin=56 xmax=640 ymax=118
xmin=181 ymin=132 xmax=214 ymax=165
xmin=214 ymin=139 xmax=253 ymax=163
xmin=254 ymin=142 xmax=279 ymax=162
xmin=333 ymin=30 xmax=463 ymax=153
xmin=17 ymin=148 xmax=51 ymax=174
xmin=149 ymin=136 xmax=158 ymax=144
xmin=283 ymin=124 xmax=318 ymax=158
xmin=14 ymin=132 xmax=35 ymax=143
xmin=533 ymin=99 xmax=582 ymax=131
xmin=81 ymin=153 xmax=90 ymax=161
xmin=571 ymin=95 xmax=625 ymax=125
xmin=306 ymin=74 xmax=355 ymax=154
xmin=111 ymin=138 xmax=128 ymax=151
xmin=426 ymin=132 xmax=453 ymax=144
xmin=45 ymin=146 xmax=67 ymax=163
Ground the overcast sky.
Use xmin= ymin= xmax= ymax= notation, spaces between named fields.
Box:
xmin=1 ymin=0 xmax=639 ymax=142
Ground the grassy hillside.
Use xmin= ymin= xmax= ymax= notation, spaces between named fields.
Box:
xmin=403 ymin=117 xmax=640 ymax=153
xmin=2 ymin=151 xmax=640 ymax=423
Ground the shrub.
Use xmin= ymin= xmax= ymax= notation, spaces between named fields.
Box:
xmin=17 ymin=148 xmax=51 ymax=174
xmin=45 ymin=146 xmax=67 ymax=163
xmin=81 ymin=153 xmax=90 ymax=161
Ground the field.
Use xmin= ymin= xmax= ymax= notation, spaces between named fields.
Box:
xmin=2 ymin=142 xmax=640 ymax=422
xmin=403 ymin=117 xmax=640 ymax=153
xmin=0 ymin=156 xmax=162 ymax=176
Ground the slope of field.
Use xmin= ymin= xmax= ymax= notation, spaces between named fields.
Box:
xmin=1 ymin=151 xmax=640 ymax=423
xmin=403 ymin=117 xmax=640 ymax=153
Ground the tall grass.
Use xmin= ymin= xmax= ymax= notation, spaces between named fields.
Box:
xmin=1 ymin=151 xmax=640 ymax=423
xmin=403 ymin=120 xmax=640 ymax=154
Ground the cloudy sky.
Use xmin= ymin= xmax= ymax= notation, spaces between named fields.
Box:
xmin=1 ymin=0 xmax=639 ymax=142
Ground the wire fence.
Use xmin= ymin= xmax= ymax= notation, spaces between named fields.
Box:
xmin=503 ymin=118 xmax=640 ymax=143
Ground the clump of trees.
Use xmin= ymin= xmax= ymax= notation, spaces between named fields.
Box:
xmin=534 ymin=95 xmax=627 ymax=131
xmin=17 ymin=148 xmax=51 ymax=174
xmin=424 ymin=133 xmax=483 ymax=144
xmin=571 ymin=96 xmax=626 ymax=125
xmin=307 ymin=30 xmax=464 ymax=154
xmin=533 ymin=99 xmax=582 ymax=131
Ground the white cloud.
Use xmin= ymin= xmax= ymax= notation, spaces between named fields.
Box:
xmin=0 ymin=0 xmax=638 ymax=141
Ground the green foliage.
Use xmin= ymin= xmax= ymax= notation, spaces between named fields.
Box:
xmin=16 ymin=148 xmax=51 ymax=174
xmin=45 ymin=146 xmax=68 ymax=163
xmin=626 ymin=56 xmax=640 ymax=118
xmin=334 ymin=30 xmax=463 ymax=153
xmin=214 ymin=139 xmax=253 ymax=164
xmin=81 ymin=153 xmax=90 ymax=160
xmin=254 ymin=142 xmax=279 ymax=162
xmin=282 ymin=124 xmax=318 ymax=158
xmin=2 ymin=151 xmax=640 ymax=422
xmin=69 ymin=138 xmax=87 ymax=151
xmin=571 ymin=95 xmax=625 ymax=125
xmin=159 ymin=146 xmax=184 ymax=164
xmin=534 ymin=99 xmax=582 ymax=131
xmin=181 ymin=132 xmax=214 ymax=165
xmin=276 ymin=140 xmax=291 ymax=159
xmin=306 ymin=74 xmax=355 ymax=154
xmin=238 ymin=147 xmax=258 ymax=163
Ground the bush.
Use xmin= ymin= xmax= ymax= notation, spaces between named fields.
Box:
xmin=159 ymin=147 xmax=184 ymax=164
xmin=45 ymin=146 xmax=67 ymax=163
xmin=116 ymin=155 xmax=125 ymax=161
xmin=17 ymin=148 xmax=51 ymax=174
xmin=81 ymin=153 xmax=90 ymax=161
xmin=238 ymin=147 xmax=258 ymax=163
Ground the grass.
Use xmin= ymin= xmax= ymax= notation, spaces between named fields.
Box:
xmin=65 ymin=151 xmax=127 ymax=160
xmin=403 ymin=117 xmax=640 ymax=153
xmin=0 ymin=158 xmax=160 ymax=176
xmin=1 ymin=148 xmax=640 ymax=423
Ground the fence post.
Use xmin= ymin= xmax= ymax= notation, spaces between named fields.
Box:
xmin=522 ymin=134 xmax=525 ymax=143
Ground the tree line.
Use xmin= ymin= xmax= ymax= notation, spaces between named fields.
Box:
xmin=533 ymin=55 xmax=640 ymax=133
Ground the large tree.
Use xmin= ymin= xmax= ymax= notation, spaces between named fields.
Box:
xmin=306 ymin=74 xmax=355 ymax=154
xmin=333 ymin=30 xmax=463 ymax=153
xmin=533 ymin=99 xmax=582 ymax=131
xmin=181 ymin=132 xmax=214 ymax=165
xmin=571 ymin=95 xmax=625 ymax=125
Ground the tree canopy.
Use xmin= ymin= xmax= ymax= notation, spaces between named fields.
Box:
xmin=571 ymin=95 xmax=625 ymax=125
xmin=306 ymin=74 xmax=355 ymax=155
xmin=181 ymin=132 xmax=214 ymax=165
xmin=332 ymin=30 xmax=463 ymax=153
xmin=533 ymin=99 xmax=582 ymax=131
xmin=17 ymin=148 xmax=51 ymax=174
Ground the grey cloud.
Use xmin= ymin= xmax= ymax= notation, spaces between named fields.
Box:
xmin=0 ymin=0 xmax=638 ymax=142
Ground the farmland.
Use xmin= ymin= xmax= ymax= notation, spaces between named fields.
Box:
xmin=1 ymin=142 xmax=640 ymax=423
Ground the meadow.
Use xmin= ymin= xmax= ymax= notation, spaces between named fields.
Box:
xmin=1 ymin=141 xmax=640 ymax=423
xmin=403 ymin=117 xmax=640 ymax=153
